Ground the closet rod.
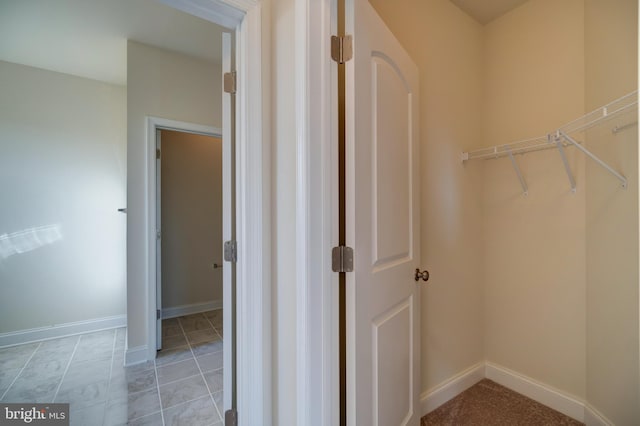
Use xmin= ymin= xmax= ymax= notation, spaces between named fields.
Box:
xmin=612 ymin=121 xmax=637 ymax=134
xmin=462 ymin=90 xmax=638 ymax=162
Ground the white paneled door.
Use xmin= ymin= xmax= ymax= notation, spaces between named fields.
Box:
xmin=346 ymin=0 xmax=421 ymax=425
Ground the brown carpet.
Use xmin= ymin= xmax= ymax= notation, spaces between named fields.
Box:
xmin=422 ymin=379 xmax=583 ymax=426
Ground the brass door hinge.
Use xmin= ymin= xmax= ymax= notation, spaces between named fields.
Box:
xmin=225 ymin=409 xmax=238 ymax=426
xmin=224 ymin=240 xmax=237 ymax=263
xmin=224 ymin=71 xmax=237 ymax=94
xmin=332 ymin=246 xmax=354 ymax=272
xmin=331 ymin=35 xmax=353 ymax=64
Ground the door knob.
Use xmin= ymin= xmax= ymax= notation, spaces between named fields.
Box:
xmin=415 ymin=269 xmax=429 ymax=282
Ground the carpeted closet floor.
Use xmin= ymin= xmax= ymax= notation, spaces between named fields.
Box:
xmin=421 ymin=379 xmax=583 ymax=426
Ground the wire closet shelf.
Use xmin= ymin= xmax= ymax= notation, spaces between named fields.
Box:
xmin=461 ymin=90 xmax=638 ymax=195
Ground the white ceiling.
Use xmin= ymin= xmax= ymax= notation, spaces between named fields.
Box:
xmin=450 ymin=0 xmax=530 ymax=25
xmin=0 ymin=0 xmax=227 ymax=85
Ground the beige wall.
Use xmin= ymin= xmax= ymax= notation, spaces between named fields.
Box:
xmin=127 ymin=41 xmax=222 ymax=352
xmin=369 ymin=0 xmax=486 ymax=393
xmin=585 ymin=0 xmax=639 ymax=423
xmin=0 ymin=60 xmax=126 ymax=333
xmin=160 ymin=130 xmax=223 ymax=311
xmin=482 ymin=0 xmax=586 ymax=399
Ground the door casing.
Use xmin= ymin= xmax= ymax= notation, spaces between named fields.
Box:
xmin=295 ymin=0 xmax=421 ymax=425
xmin=139 ymin=1 xmax=271 ymax=424
xmin=294 ymin=0 xmax=340 ymax=425
xmin=151 ymin=121 xmax=222 ymax=352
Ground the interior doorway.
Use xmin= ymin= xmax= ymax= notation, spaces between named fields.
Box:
xmin=149 ymin=119 xmax=228 ymax=350
xmin=155 ymin=127 xmax=227 ymax=421
xmin=156 ymin=128 xmax=223 ymax=348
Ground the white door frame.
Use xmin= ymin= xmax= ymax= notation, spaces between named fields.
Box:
xmin=296 ymin=0 xmax=423 ymax=422
xmin=145 ymin=1 xmax=271 ymax=424
xmin=149 ymin=118 xmax=222 ymax=351
xmin=294 ymin=0 xmax=339 ymax=425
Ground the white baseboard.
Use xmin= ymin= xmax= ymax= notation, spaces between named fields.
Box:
xmin=422 ymin=361 xmax=607 ymax=423
xmin=161 ymin=300 xmax=222 ymax=319
xmin=0 ymin=315 xmax=127 ymax=348
xmin=124 ymin=345 xmax=149 ymax=367
xmin=584 ymin=403 xmax=614 ymax=426
xmin=420 ymin=362 xmax=485 ymax=415
xmin=485 ymin=362 xmax=585 ymax=422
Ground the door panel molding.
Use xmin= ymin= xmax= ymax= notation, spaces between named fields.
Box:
xmin=371 ymin=55 xmax=414 ymax=271
xmin=372 ymin=296 xmax=414 ymax=426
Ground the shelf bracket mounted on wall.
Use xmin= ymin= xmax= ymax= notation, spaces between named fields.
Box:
xmin=556 ymin=130 xmax=628 ymax=190
xmin=506 ymin=148 xmax=528 ymax=196
xmin=461 ymin=90 xmax=636 ymax=194
xmin=552 ymin=133 xmax=577 ymax=193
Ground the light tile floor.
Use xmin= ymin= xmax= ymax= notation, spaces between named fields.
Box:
xmin=0 ymin=310 xmax=224 ymax=426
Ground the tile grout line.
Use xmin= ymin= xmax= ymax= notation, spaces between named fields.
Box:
xmin=129 ymin=410 xmax=162 ymax=423
xmin=176 ymin=314 xmax=224 ymax=423
xmin=155 ymin=347 xmax=194 ymax=367
xmin=0 ymin=342 xmax=42 ymax=401
xmin=157 ymin=372 xmax=202 ymax=387
xmin=153 ymin=359 xmax=167 ymax=426
xmin=155 ymin=366 xmax=224 ymax=388
xmin=129 ymin=409 xmax=163 ymax=424
xmin=52 ymin=336 xmax=82 ymax=402
xmin=159 ymin=394 xmax=217 ymax=414
xmin=203 ymin=312 xmax=225 ymax=422
xmin=203 ymin=312 xmax=223 ymax=341
xmin=156 ymin=347 xmax=223 ymax=370
xmin=115 ymin=380 xmax=157 ymax=399
xmin=200 ymin=313 xmax=224 ymax=408
xmin=101 ymin=329 xmax=118 ymax=426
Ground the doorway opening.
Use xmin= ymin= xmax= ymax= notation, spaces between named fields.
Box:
xmin=147 ymin=118 xmax=226 ymax=355
xmin=155 ymin=126 xmax=226 ymax=419
xmin=155 ymin=128 xmax=223 ymax=347
xmin=147 ymin=114 xmax=237 ymax=416
xmin=139 ymin=1 xmax=270 ymax=421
